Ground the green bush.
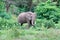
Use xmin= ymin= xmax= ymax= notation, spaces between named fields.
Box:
xmin=0 ymin=17 xmax=20 ymax=30
xmin=10 ymin=5 xmax=25 ymax=15
xmin=0 ymin=1 xmax=11 ymax=19
xmin=34 ymin=0 xmax=60 ymax=23
xmin=35 ymin=19 xmax=56 ymax=29
xmin=44 ymin=20 xmax=55 ymax=28
xmin=0 ymin=12 xmax=11 ymax=19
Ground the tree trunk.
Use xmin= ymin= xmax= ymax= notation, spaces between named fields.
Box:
xmin=27 ymin=0 xmax=32 ymax=11
xmin=6 ymin=3 xmax=10 ymax=12
xmin=5 ymin=0 xmax=11 ymax=12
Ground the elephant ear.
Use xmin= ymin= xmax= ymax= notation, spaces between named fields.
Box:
xmin=26 ymin=14 xmax=32 ymax=20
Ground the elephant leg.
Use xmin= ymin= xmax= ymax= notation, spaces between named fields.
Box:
xmin=31 ymin=21 xmax=36 ymax=28
xmin=28 ymin=23 xmax=31 ymax=28
xmin=27 ymin=20 xmax=31 ymax=28
xmin=30 ymin=20 xmax=32 ymax=25
xmin=21 ymin=23 xmax=23 ymax=26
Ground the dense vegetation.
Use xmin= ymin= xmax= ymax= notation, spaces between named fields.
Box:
xmin=0 ymin=0 xmax=60 ymax=40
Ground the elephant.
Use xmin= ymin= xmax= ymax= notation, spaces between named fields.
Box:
xmin=17 ymin=12 xmax=36 ymax=28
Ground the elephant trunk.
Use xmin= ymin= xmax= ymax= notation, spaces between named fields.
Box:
xmin=31 ymin=20 xmax=34 ymax=26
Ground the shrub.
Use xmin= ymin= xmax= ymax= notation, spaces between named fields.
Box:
xmin=10 ymin=5 xmax=25 ymax=15
xmin=0 ymin=17 xmax=20 ymax=30
xmin=35 ymin=19 xmax=56 ymax=29
xmin=0 ymin=12 xmax=11 ymax=19
xmin=34 ymin=0 xmax=60 ymax=23
xmin=44 ymin=20 xmax=55 ymax=28
xmin=0 ymin=1 xmax=11 ymax=19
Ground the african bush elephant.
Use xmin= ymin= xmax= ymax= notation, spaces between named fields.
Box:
xmin=17 ymin=12 xmax=36 ymax=28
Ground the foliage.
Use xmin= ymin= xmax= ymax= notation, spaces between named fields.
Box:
xmin=35 ymin=19 xmax=55 ymax=29
xmin=0 ymin=12 xmax=11 ymax=19
xmin=0 ymin=1 xmax=11 ymax=19
xmin=0 ymin=17 xmax=20 ymax=30
xmin=34 ymin=0 xmax=60 ymax=23
xmin=44 ymin=20 xmax=55 ymax=28
xmin=10 ymin=5 xmax=25 ymax=15
xmin=0 ymin=0 xmax=60 ymax=29
xmin=0 ymin=0 xmax=60 ymax=40
xmin=1 ymin=28 xmax=60 ymax=40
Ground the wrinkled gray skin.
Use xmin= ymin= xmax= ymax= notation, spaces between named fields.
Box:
xmin=17 ymin=12 xmax=36 ymax=28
